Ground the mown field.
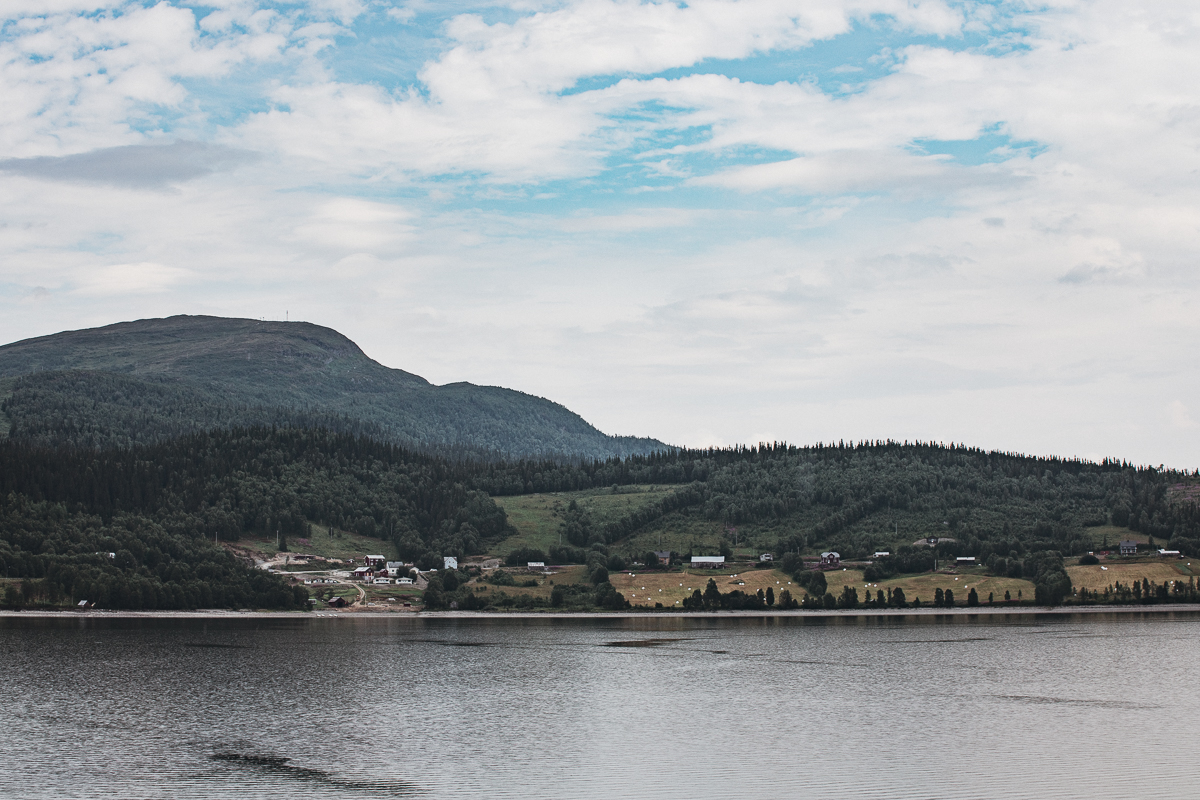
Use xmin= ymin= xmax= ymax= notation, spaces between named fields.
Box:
xmin=837 ymin=570 xmax=1036 ymax=605
xmin=607 ymin=567 xmax=796 ymax=608
xmin=1067 ymin=559 xmax=1197 ymax=593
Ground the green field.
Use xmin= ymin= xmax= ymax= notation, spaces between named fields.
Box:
xmin=1082 ymin=526 xmax=1147 ymax=550
xmin=490 ymin=486 xmax=677 ymax=556
xmin=229 ymin=523 xmax=398 ymax=563
xmin=463 ymin=565 xmax=591 ymax=601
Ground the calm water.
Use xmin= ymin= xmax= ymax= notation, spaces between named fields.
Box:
xmin=2 ymin=611 xmax=1197 ymax=799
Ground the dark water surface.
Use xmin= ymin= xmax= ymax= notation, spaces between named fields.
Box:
xmin=2 ymin=612 xmax=1197 ymax=799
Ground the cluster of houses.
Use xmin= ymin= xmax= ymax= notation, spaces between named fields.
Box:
xmin=352 ymin=556 xmax=415 ymax=585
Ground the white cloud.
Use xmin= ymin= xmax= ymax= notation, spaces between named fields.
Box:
xmin=75 ymin=261 xmax=193 ymax=295
xmin=1170 ymin=401 xmax=1198 ymax=431
xmin=238 ymin=0 xmax=972 ymax=181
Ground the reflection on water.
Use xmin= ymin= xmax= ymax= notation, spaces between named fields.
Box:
xmin=2 ymin=611 xmax=1198 ymax=799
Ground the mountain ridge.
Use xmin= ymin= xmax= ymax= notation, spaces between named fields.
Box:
xmin=0 ymin=315 xmax=668 ymax=459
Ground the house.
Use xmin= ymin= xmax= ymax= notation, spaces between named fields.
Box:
xmin=956 ymin=557 xmax=976 ymax=565
xmin=653 ymin=551 xmax=672 ymax=566
xmin=873 ymin=551 xmax=890 ymax=558
xmin=326 ymin=596 xmax=348 ymax=608
xmin=444 ymin=556 xmax=458 ymax=571
xmin=691 ymin=556 xmax=725 ymax=568
xmin=527 ymin=561 xmax=546 ymax=572
xmin=353 ymin=566 xmax=372 ymax=580
xmin=759 ymin=553 xmax=774 ymax=562
xmin=373 ymin=577 xmax=392 ymax=585
xmin=1120 ymin=541 xmax=1138 ymax=556
xmin=480 ymin=558 xmax=501 ymax=570
xmin=397 ymin=577 xmax=414 ymax=585
xmin=819 ymin=552 xmax=841 ymax=569
xmin=1158 ymin=549 xmax=1182 ymax=558
xmin=365 ymin=555 xmax=387 ymax=568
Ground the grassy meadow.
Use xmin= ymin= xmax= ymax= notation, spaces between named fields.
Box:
xmin=490 ymin=486 xmax=677 ymax=556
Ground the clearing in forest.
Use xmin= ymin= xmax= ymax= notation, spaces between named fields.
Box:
xmin=490 ymin=486 xmax=677 ymax=556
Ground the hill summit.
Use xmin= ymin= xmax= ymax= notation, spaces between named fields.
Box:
xmin=0 ymin=315 xmax=666 ymax=458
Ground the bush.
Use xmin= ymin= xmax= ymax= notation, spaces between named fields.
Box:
xmin=1078 ymin=554 xmax=1099 ymax=565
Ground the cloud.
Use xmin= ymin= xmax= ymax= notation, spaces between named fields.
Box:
xmin=694 ymin=150 xmax=955 ymax=193
xmin=0 ymin=141 xmax=258 ymax=188
xmin=1170 ymin=401 xmax=1198 ymax=431
xmin=238 ymin=0 xmax=972 ymax=182
xmin=75 ymin=261 xmax=193 ymax=295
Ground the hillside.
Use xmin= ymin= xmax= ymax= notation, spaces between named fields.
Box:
xmin=0 ymin=427 xmax=513 ymax=609
xmin=3 ymin=429 xmax=1199 ymax=610
xmin=0 ymin=316 xmax=666 ymax=458
xmin=469 ymin=442 xmax=1200 ymax=563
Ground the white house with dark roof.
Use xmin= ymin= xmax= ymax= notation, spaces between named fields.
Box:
xmin=691 ymin=556 xmax=725 ymax=568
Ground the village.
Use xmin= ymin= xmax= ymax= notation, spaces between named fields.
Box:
xmin=254 ymin=535 xmax=1193 ymax=613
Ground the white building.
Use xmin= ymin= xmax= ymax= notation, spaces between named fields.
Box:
xmin=444 ymin=556 xmax=458 ymax=571
xmin=691 ymin=556 xmax=725 ymax=568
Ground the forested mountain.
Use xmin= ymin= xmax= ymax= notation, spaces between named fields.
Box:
xmin=0 ymin=315 xmax=666 ymax=458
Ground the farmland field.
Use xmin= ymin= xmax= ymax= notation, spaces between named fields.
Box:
xmin=822 ymin=568 xmax=1037 ymax=606
xmin=1068 ymin=559 xmax=1197 ymax=592
xmin=608 ymin=567 xmax=797 ymax=608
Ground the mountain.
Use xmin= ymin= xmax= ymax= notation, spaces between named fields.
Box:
xmin=0 ymin=315 xmax=667 ymax=458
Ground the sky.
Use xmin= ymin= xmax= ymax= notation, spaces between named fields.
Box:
xmin=1 ymin=0 xmax=1198 ymax=468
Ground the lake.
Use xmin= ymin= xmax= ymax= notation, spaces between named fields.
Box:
xmin=1 ymin=611 xmax=1197 ymax=799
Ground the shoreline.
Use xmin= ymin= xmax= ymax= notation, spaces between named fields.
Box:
xmin=5 ymin=603 xmax=1200 ymax=620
